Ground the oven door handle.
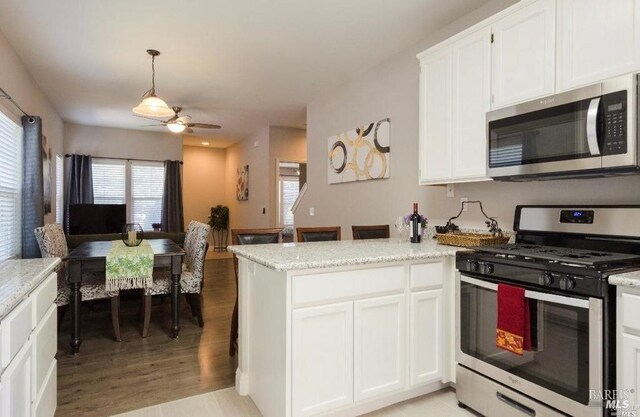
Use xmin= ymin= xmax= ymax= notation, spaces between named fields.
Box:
xmin=586 ymin=97 xmax=601 ymax=156
xmin=460 ymin=275 xmax=590 ymax=309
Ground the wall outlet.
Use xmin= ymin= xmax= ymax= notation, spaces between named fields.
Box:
xmin=461 ymin=197 xmax=468 ymax=211
xmin=254 ymin=140 xmax=259 ymax=147
xmin=309 ymin=207 xmax=315 ymax=216
xmin=446 ymin=184 xmax=455 ymax=198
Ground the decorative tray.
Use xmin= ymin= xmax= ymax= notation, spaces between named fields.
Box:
xmin=435 ymin=232 xmax=510 ymax=248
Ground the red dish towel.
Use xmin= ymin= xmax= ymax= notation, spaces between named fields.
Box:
xmin=496 ymin=283 xmax=531 ymax=355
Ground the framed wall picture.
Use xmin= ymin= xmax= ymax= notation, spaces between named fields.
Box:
xmin=42 ymin=135 xmax=52 ymax=214
xmin=327 ymin=118 xmax=390 ymax=184
xmin=237 ymin=164 xmax=249 ymax=201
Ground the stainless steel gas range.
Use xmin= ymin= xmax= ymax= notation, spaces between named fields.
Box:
xmin=455 ymin=205 xmax=640 ymax=417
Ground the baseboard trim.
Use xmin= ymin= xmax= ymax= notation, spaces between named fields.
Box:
xmin=235 ymin=369 xmax=250 ymax=396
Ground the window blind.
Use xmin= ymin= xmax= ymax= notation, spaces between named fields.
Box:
xmin=55 ymin=154 xmax=63 ymax=224
xmin=0 ymin=112 xmax=23 ymax=261
xmin=92 ymin=159 xmax=126 ymax=205
xmin=131 ymin=161 xmax=165 ymax=230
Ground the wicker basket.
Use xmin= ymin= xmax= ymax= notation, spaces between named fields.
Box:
xmin=435 ymin=232 xmax=510 ymax=247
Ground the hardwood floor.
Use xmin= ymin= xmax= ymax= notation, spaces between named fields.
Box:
xmin=55 ymin=259 xmax=238 ymax=417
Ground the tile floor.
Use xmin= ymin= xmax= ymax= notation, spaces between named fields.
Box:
xmin=112 ymin=387 xmax=478 ymax=417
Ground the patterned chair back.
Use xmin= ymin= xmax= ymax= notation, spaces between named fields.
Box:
xmin=34 ymin=223 xmax=68 ymax=258
xmin=184 ymin=221 xmax=211 ymax=286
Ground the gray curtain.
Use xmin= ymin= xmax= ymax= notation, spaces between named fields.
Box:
xmin=64 ymin=154 xmax=94 ymax=233
xmin=161 ymin=160 xmax=184 ymax=232
xmin=21 ymin=116 xmax=43 ymax=259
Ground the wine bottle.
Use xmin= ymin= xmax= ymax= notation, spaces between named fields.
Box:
xmin=410 ymin=203 xmax=422 ymax=243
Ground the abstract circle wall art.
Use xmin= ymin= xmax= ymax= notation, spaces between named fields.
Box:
xmin=327 ymin=118 xmax=390 ymax=184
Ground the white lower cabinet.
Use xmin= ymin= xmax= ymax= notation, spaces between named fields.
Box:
xmin=354 ymin=294 xmax=405 ymax=401
xmin=618 ymin=287 xmax=640 ymax=410
xmin=292 ymin=302 xmax=354 ymax=417
xmin=288 ymin=261 xmax=446 ymax=416
xmin=410 ymin=289 xmax=442 ymax=386
xmin=0 ymin=342 xmax=32 ymax=417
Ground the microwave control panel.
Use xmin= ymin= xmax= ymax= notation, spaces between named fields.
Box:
xmin=602 ymin=90 xmax=627 ymax=155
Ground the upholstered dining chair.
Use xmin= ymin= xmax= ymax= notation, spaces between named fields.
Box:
xmin=141 ymin=220 xmax=211 ymax=337
xmin=229 ymin=228 xmax=283 ymax=356
xmin=34 ymin=223 xmax=122 ymax=341
xmin=296 ymin=226 xmax=341 ymax=242
xmin=352 ymin=224 xmax=390 ymax=240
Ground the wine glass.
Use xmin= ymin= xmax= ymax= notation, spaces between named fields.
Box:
xmin=394 ymin=215 xmax=407 ymax=242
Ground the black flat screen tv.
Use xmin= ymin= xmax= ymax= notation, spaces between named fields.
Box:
xmin=68 ymin=204 xmax=126 ymax=235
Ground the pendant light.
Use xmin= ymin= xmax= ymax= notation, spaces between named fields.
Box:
xmin=132 ymin=49 xmax=175 ymax=118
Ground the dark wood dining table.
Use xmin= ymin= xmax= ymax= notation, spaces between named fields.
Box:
xmin=64 ymin=238 xmax=185 ymax=354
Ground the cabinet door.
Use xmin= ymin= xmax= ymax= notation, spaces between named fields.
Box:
xmin=557 ymin=0 xmax=640 ymax=91
xmin=354 ymin=294 xmax=405 ymax=401
xmin=451 ymin=27 xmax=491 ymax=180
xmin=410 ymin=289 xmax=442 ymax=386
xmin=491 ymin=0 xmax=555 ymax=108
xmin=419 ymin=48 xmax=452 ymax=183
xmin=0 ymin=343 xmax=32 ymax=417
xmin=292 ymin=302 xmax=353 ymax=417
xmin=620 ymin=333 xmax=640 ymax=409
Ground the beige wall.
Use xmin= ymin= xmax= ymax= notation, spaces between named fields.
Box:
xmin=0 ymin=29 xmax=64 ymax=224
xmin=183 ymin=145 xmax=226 ymax=244
xmin=64 ymin=122 xmax=183 ymax=161
xmin=268 ymin=126 xmax=307 ymax=226
xmin=224 ymin=126 xmax=271 ymax=230
xmin=296 ymin=0 xmax=640 ymax=237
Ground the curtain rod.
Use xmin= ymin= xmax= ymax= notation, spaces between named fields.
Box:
xmin=0 ymin=87 xmax=35 ymax=122
xmin=64 ymin=154 xmax=183 ymax=164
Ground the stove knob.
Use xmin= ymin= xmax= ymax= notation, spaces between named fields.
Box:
xmin=560 ymin=276 xmax=576 ymax=291
xmin=540 ymin=273 xmax=554 ymax=286
xmin=467 ymin=260 xmax=479 ymax=272
xmin=484 ymin=263 xmax=495 ymax=274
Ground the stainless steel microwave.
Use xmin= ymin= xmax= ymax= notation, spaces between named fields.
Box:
xmin=487 ymin=74 xmax=639 ymax=181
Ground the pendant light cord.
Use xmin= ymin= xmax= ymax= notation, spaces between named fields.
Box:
xmin=150 ymin=54 xmax=156 ymax=94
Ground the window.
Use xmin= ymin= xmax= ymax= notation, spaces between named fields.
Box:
xmin=55 ymin=154 xmax=63 ymax=224
xmin=131 ymin=161 xmax=165 ymax=231
xmin=90 ymin=159 xmax=165 ymax=231
xmin=0 ymin=111 xmax=22 ymax=261
xmin=92 ymin=159 xmax=126 ymax=205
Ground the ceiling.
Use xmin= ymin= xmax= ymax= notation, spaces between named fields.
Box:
xmin=0 ymin=0 xmax=490 ymax=147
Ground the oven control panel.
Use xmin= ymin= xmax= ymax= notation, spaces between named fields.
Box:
xmin=559 ymin=210 xmax=594 ymax=224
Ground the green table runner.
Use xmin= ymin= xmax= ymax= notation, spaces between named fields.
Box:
xmin=105 ymin=240 xmax=154 ymax=291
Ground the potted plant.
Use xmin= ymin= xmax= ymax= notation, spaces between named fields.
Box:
xmin=208 ymin=205 xmax=229 ymax=251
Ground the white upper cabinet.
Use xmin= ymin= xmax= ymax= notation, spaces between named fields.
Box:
xmin=491 ymin=0 xmax=556 ymax=109
xmin=451 ymin=27 xmax=492 ymax=180
xmin=419 ymin=48 xmax=452 ymax=184
xmin=557 ymin=0 xmax=640 ymax=91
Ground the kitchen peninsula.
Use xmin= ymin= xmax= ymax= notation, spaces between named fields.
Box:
xmin=228 ymin=239 xmax=460 ymax=417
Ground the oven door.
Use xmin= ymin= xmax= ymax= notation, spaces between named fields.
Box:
xmin=457 ymin=274 xmax=603 ymax=417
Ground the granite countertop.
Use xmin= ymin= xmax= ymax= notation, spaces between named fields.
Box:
xmin=609 ymin=271 xmax=640 ymax=288
xmin=0 ymin=258 xmax=61 ymax=320
xmin=227 ymin=238 xmax=461 ymax=271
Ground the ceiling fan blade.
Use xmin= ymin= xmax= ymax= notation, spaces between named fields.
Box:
xmin=188 ymin=123 xmax=221 ymax=129
xmin=132 ymin=114 xmax=170 ymax=122
xmin=140 ymin=124 xmax=166 ymax=127
xmin=186 ymin=127 xmax=194 ymax=134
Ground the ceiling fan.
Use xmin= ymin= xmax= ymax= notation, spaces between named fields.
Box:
xmin=136 ymin=106 xmax=221 ymax=134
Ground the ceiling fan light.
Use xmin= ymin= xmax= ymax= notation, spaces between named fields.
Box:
xmin=167 ymin=121 xmax=186 ymax=133
xmin=132 ymin=95 xmax=175 ymax=118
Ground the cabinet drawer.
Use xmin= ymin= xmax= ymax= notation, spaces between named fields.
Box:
xmin=410 ymin=262 xmax=443 ymax=289
xmin=293 ymin=265 xmax=405 ymax=305
xmin=622 ymin=292 xmax=640 ymax=332
xmin=33 ymin=360 xmax=56 ymax=417
xmin=31 ymin=273 xmax=56 ymax=328
xmin=32 ymin=305 xmax=56 ymax=398
xmin=0 ymin=298 xmax=32 ymax=369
